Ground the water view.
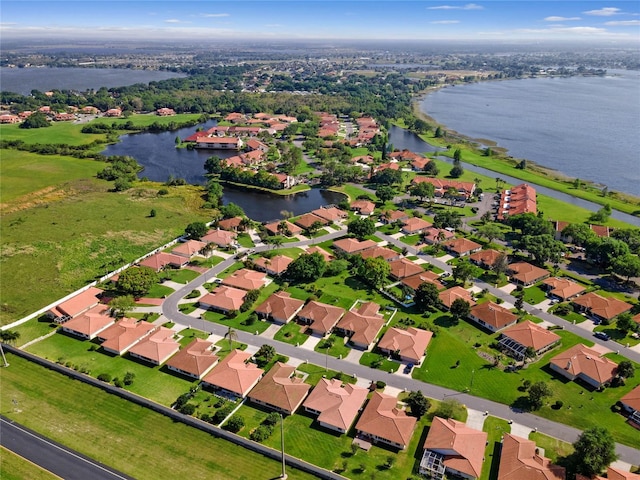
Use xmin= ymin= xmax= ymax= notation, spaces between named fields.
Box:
xmin=0 ymin=67 xmax=185 ymax=95
xmin=101 ymin=123 xmax=345 ymax=222
xmin=420 ymin=70 xmax=640 ymax=196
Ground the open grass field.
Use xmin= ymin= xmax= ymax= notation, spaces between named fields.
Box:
xmin=0 ymin=353 xmax=318 ymax=480
xmin=1 ymin=180 xmax=211 ymax=325
xmin=0 ymin=447 xmax=59 ymax=480
xmin=0 ymin=150 xmax=107 ymax=205
xmin=0 ymin=121 xmax=105 ymax=146
xmin=89 ymin=112 xmax=204 ymax=129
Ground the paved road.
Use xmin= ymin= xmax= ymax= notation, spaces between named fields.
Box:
xmin=162 ymin=230 xmax=640 ymax=464
xmin=0 ymin=416 xmax=134 ymax=480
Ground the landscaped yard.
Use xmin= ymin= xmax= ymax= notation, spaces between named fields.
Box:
xmin=0 ymin=353 xmax=318 ymax=480
xmin=11 ymin=315 xmax=58 ymax=347
xmin=360 ymin=351 xmax=400 ymax=373
xmin=520 ymin=284 xmax=548 ymax=305
xmin=147 ymin=283 xmax=175 ymax=298
xmin=236 ymin=233 xmax=255 ymax=248
xmin=25 ymin=332 xmax=195 ymax=406
xmin=273 ymin=321 xmax=309 ymax=346
xmin=314 ymin=333 xmax=352 ymax=359
xmin=480 ymin=416 xmax=511 ymax=480
xmin=529 ymin=431 xmax=574 ymax=463
xmin=162 ymin=268 xmax=200 ymax=284
xmin=176 ymin=327 xmax=209 ymax=347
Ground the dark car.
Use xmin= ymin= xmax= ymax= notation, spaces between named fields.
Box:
xmin=594 ymin=332 xmax=610 ymax=341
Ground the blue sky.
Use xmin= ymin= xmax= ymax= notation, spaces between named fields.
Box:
xmin=1 ymin=1 xmax=639 ymax=42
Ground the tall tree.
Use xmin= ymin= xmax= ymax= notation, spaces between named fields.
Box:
xmin=611 ymin=254 xmax=640 ymax=282
xmin=406 ymin=391 xmax=431 ymax=418
xmin=185 ymin=221 xmax=208 ymax=240
xmin=358 ymin=256 xmax=390 ymax=289
xmin=414 ymin=282 xmax=442 ymax=312
xmin=117 ymin=266 xmax=159 ymax=297
xmin=375 ymin=185 xmax=396 ymax=203
xmin=452 ymin=260 xmax=475 ymax=285
xmin=285 ymin=253 xmax=326 ymax=283
xmin=409 ymin=181 xmax=435 ymax=203
xmin=347 ymin=217 xmax=376 ymax=240
xmin=477 ymin=223 xmax=504 ymax=244
xmin=572 ymin=427 xmax=618 ymax=477
xmin=450 ymin=298 xmax=471 ymax=321
xmin=527 ymin=381 xmax=552 ymax=410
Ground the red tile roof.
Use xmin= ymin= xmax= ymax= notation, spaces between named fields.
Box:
xmin=443 ymin=238 xmax=482 ymax=255
xmin=333 ymin=238 xmax=377 ymax=254
xmin=218 ymin=216 xmax=243 ymax=231
xmin=222 ymin=268 xmax=267 ymax=291
xmin=571 ymin=292 xmax=632 ymax=320
xmin=305 ymin=246 xmax=334 ymax=261
xmin=336 ymin=302 xmax=385 ymax=348
xmin=253 ymin=255 xmax=293 ymax=275
xmin=128 ymin=327 xmax=180 ymax=365
xmin=294 ymin=213 xmax=328 ymax=229
xmin=501 ymin=321 xmax=561 ymax=352
xmin=248 ymin=362 xmax=311 ymax=414
xmin=302 ymin=378 xmax=368 ymax=432
xmin=412 ymin=177 xmax=476 ymax=198
xmin=620 ymin=385 xmax=640 ymax=412
xmin=439 ymin=286 xmax=476 ymax=309
xmin=402 ymin=217 xmax=433 ymax=234
xmin=263 ymin=220 xmax=303 ymax=236
xmin=49 ymin=287 xmax=103 ymax=319
xmin=497 ymin=184 xmax=537 ymax=220
xmin=541 ymin=277 xmax=586 ymax=301
xmin=199 ymin=286 xmax=247 ymax=312
xmin=424 ymin=417 xmax=488 ymax=479
xmin=401 ymin=271 xmax=444 ymax=291
xmin=139 ymin=252 xmax=187 ymax=271
xmin=378 ymin=327 xmax=433 ymax=364
xmin=202 ymin=349 xmax=264 ymax=397
xmin=469 ymin=302 xmax=518 ymax=331
xmin=255 ymin=291 xmax=305 ymax=323
xmin=359 ymin=246 xmax=399 ymax=262
xmin=297 ymin=301 xmax=345 ymax=335
xmin=350 ymin=200 xmax=375 ymax=215
xmin=99 ymin=319 xmax=156 ymax=355
xmin=165 ymin=338 xmax=219 ymax=379
xmin=355 ymin=391 xmax=417 ymax=448
xmin=469 ymin=249 xmax=503 ymax=269
xmin=172 ymin=240 xmax=207 ymax=258
xmin=311 ymin=207 xmax=347 ymax=222
xmin=508 ymin=262 xmax=550 ymax=285
xmin=498 ymin=434 xmax=565 ymax=480
xmin=389 ymin=258 xmax=424 ymax=279
xmin=60 ymin=305 xmax=115 ymax=338
xmin=550 ymin=344 xmax=618 ymax=386
xmin=202 ymin=229 xmax=236 ymax=246
xmin=422 ymin=227 xmax=455 ymax=244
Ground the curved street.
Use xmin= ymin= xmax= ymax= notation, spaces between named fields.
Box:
xmin=161 ymin=229 xmax=640 ymax=464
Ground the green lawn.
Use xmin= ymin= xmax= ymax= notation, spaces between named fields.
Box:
xmin=314 ymin=334 xmax=352 ymax=359
xmin=0 ymin=446 xmax=59 ymax=480
xmin=0 ymin=353 xmax=317 ymax=480
xmin=11 ymin=315 xmax=58 ymax=347
xmin=177 ymin=327 xmax=209 ymax=347
xmin=480 ymin=416 xmax=511 ymax=480
xmin=360 ymin=352 xmax=401 ymax=373
xmin=1 ymin=180 xmax=211 ymax=325
xmin=178 ymin=302 xmax=198 ymax=315
xmin=529 ymin=431 xmax=574 ymax=464
xmin=295 ymin=362 xmax=357 ymax=387
xmin=236 ymin=233 xmax=255 ymax=248
xmin=163 ymin=268 xmax=200 ymax=284
xmin=399 ymin=234 xmax=422 ymax=246
xmin=147 ymin=283 xmax=175 ymax=298
xmin=25 ymin=332 xmax=195 ymax=406
xmin=273 ymin=321 xmax=309 ymax=346
xmin=0 ymin=121 xmax=105 ymax=146
xmin=189 ymin=255 xmax=225 ymax=268
xmin=89 ymin=112 xmax=204 ymax=129
xmin=521 ymin=284 xmax=548 ymax=305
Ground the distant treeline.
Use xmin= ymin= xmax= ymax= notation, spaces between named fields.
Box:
xmin=0 ymin=139 xmax=102 ymax=159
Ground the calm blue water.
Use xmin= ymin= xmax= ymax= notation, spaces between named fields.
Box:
xmin=0 ymin=67 xmax=185 ymax=95
xmin=421 ymin=71 xmax=640 ymax=196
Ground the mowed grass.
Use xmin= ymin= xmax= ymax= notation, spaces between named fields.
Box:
xmin=88 ymin=112 xmax=203 ymax=129
xmin=1 ymin=180 xmax=211 ymax=325
xmin=0 ymin=353 xmax=318 ymax=480
xmin=480 ymin=416 xmax=511 ymax=480
xmin=25 ymin=332 xmax=195 ymax=406
xmin=0 ymin=121 xmax=105 ymax=146
xmin=0 ymin=149 xmax=107 ymax=204
xmin=0 ymin=447 xmax=59 ymax=480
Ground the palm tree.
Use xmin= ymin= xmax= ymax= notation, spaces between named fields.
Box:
xmin=0 ymin=330 xmax=20 ymax=345
xmin=223 ymin=327 xmax=238 ymax=351
xmin=239 ymin=217 xmax=252 ymax=232
xmin=474 ymin=177 xmax=482 ymax=188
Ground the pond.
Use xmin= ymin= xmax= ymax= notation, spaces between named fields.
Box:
xmin=101 ymin=122 xmax=345 ymax=222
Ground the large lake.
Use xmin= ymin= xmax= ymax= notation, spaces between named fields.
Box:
xmin=101 ymin=123 xmax=345 ymax=223
xmin=420 ymin=70 xmax=640 ymax=196
xmin=0 ymin=67 xmax=185 ymax=95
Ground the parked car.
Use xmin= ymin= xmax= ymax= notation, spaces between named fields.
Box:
xmin=594 ymin=331 xmax=610 ymax=341
xmin=404 ymin=363 xmax=414 ymax=374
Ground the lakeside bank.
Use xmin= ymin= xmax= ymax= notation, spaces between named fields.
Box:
xmin=409 ymin=81 xmax=640 ymax=220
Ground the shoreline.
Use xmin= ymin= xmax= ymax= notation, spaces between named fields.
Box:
xmin=411 ymin=82 xmax=640 ymax=208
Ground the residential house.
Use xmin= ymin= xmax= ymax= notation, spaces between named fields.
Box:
xmin=497 ymin=434 xmax=565 ymax=480
xmin=218 ymin=216 xmax=243 ymax=231
xmin=222 ymin=268 xmax=267 ymax=291
xmin=156 ymin=108 xmax=175 ymax=116
xmin=263 ymin=220 xmax=303 ymax=237
xmin=549 ymin=344 xmax=618 ymax=388
xmin=255 ymin=291 xmax=305 ymax=325
xmin=468 ymin=302 xmax=518 ymax=333
xmin=388 ymin=150 xmax=422 ymax=163
xmin=53 ymin=112 xmax=75 ymax=122
xmin=333 ymin=238 xmax=377 ymax=255
xmin=380 ymin=210 xmax=410 ymax=224
xmin=0 ymin=114 xmax=20 ymax=124
xmin=419 ymin=417 xmax=488 ymax=480
xmin=80 ymin=106 xmax=99 ymax=114
xmin=60 ymin=305 xmax=115 ymax=340
xmin=335 ymin=302 xmax=385 ymax=350
xmin=350 ymin=200 xmax=375 ymax=216
xmin=578 ymin=467 xmax=640 ymax=480
xmin=128 ymin=327 xmax=180 ymax=365
xmin=104 ymin=108 xmax=122 ymax=117
xmin=297 ymin=301 xmax=345 ymax=337
xmin=402 ymin=217 xmax=433 ymax=235
xmin=198 ymin=286 xmax=247 ymax=314
xmin=245 ymin=138 xmax=268 ymax=152
xmin=303 ymin=378 xmax=368 ymax=434
xmin=271 ymin=173 xmax=296 ymax=190
xmin=355 ymin=391 xmax=417 ymax=450
xmin=312 ymin=207 xmax=347 ymax=223
xmin=294 ymin=213 xmax=328 ymax=230
xmin=507 ymin=262 xmax=550 ymax=287
xmin=442 ymin=238 xmax=482 ymax=257
xmin=139 ymin=252 xmax=188 ymax=272
xmin=541 ymin=277 xmax=586 ymax=301
xmin=172 ymin=239 xmax=207 ymax=259
xmin=411 ymin=157 xmax=432 ymax=171
xmin=305 ymin=246 xmax=334 ymax=262
xmin=553 ymin=221 xmax=613 ymax=241
xmin=401 ymin=272 xmax=445 ymax=292
xmin=253 ymin=255 xmax=293 ymax=276
xmin=469 ymin=249 xmax=503 ymax=270
xmin=202 ymin=349 xmax=264 ymax=399
xmin=422 ymin=227 xmax=455 ymax=245
xmin=248 ymin=362 xmax=311 ymax=415
xmin=195 ymin=136 xmax=243 ymax=150
xmin=98 ymin=318 xmax=157 ymax=355
xmin=389 ymin=258 xmax=424 ymax=280
xmin=499 ymin=321 xmax=561 ymax=360
xmin=377 ymin=327 xmax=433 ymax=364
xmin=497 ymin=184 xmax=537 ymax=221
xmin=411 ymin=177 xmax=476 ymax=200
xmin=439 ymin=287 xmax=476 ymax=310
xmin=359 ymin=246 xmax=401 ymax=262
xmin=165 ymin=338 xmax=219 ymax=379
xmin=224 ymin=112 xmax=246 ymax=123
xmin=620 ymin=385 xmax=640 ymax=426
xmin=48 ymin=287 xmax=104 ymax=323
xmin=202 ymin=229 xmax=237 ymax=248
xmin=571 ymin=292 xmax=632 ymax=323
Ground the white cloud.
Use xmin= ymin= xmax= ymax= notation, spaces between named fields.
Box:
xmin=544 ymin=16 xmax=581 ymax=22
xmin=200 ymin=13 xmax=230 ymax=18
xmin=427 ymin=3 xmax=483 ymax=10
xmin=518 ymin=26 xmax=610 ymax=35
xmin=583 ymin=7 xmax=620 ymax=16
xmin=0 ymin=22 xmax=17 ymax=26
xmin=164 ymin=19 xmax=186 ymax=24
xmin=431 ymin=20 xmax=460 ymax=24
xmin=605 ymin=20 xmax=640 ymax=26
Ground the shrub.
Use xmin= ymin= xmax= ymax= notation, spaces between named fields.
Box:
xmin=186 ymin=289 xmax=200 ymax=299
xmin=123 ymin=372 xmax=135 ymax=386
xmin=157 ymin=188 xmax=169 ymax=196
xmin=250 ymin=425 xmax=273 ymax=442
xmin=264 ymin=412 xmax=280 ymax=426
xmin=376 ymin=380 xmax=386 ymax=389
xmin=113 ymin=378 xmax=124 ymax=388
xmin=223 ymin=415 xmax=245 ymax=433
xmin=97 ymin=373 xmax=112 ymax=383
xmin=553 ymin=400 xmax=564 ymax=409
xmin=178 ymin=403 xmax=196 ymax=415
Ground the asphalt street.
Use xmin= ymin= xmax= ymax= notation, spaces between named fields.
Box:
xmin=161 ymin=229 xmax=640 ymax=464
xmin=0 ymin=416 xmax=134 ymax=480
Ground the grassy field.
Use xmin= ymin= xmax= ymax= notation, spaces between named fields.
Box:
xmin=480 ymin=416 xmax=511 ymax=480
xmin=529 ymin=431 xmax=574 ymax=463
xmin=89 ymin=112 xmax=204 ymax=129
xmin=273 ymin=321 xmax=309 ymax=346
xmin=1 ymin=180 xmax=211 ymax=325
xmin=0 ymin=353 xmax=317 ymax=480
xmin=0 ymin=121 xmax=105 ymax=146
xmin=0 ymin=447 xmax=59 ymax=480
